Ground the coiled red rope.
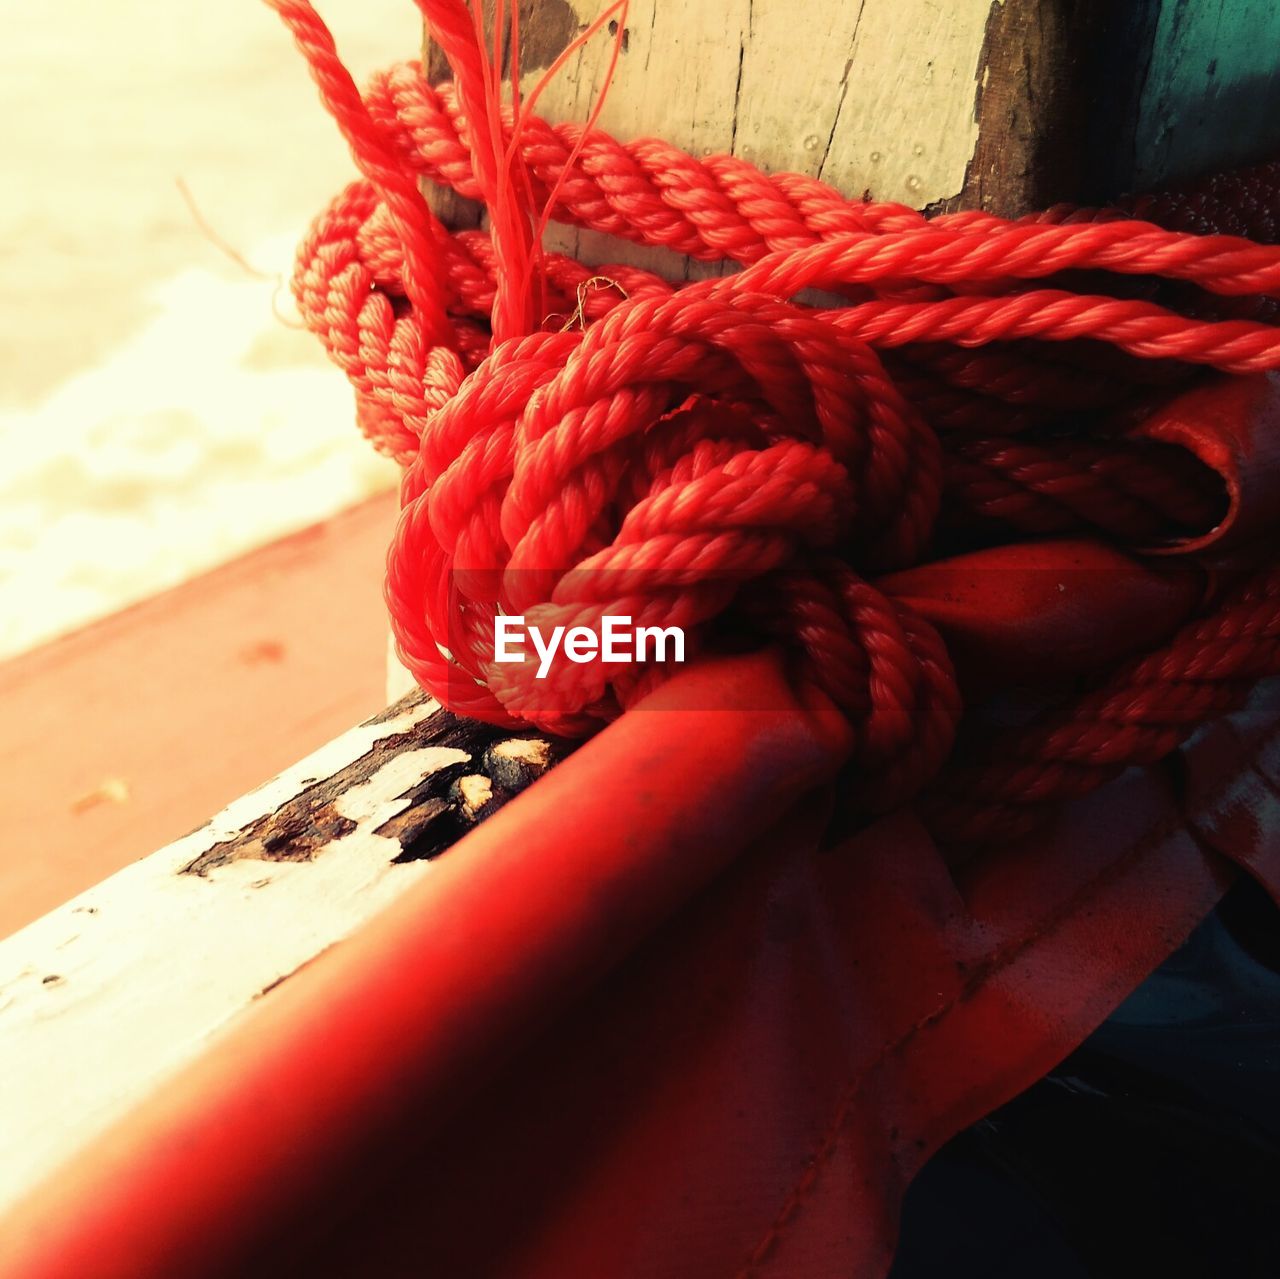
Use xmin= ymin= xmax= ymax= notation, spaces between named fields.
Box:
xmin=271 ymin=0 xmax=1280 ymax=842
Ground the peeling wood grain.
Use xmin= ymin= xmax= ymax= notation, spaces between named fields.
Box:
xmin=0 ymin=691 xmax=565 ymax=1216
xmin=420 ymin=0 xmax=992 ymax=278
xmin=421 ymin=0 xmax=1280 ymax=249
xmin=936 ymin=0 xmax=1109 ymax=215
xmin=182 ymin=734 xmax=467 ymax=875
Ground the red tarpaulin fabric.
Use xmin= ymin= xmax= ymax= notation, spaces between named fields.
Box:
xmin=2 ymin=651 xmax=1277 ymax=1277
xmin=300 ymin=739 xmax=1260 ymax=1277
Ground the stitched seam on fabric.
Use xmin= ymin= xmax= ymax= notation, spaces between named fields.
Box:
xmin=734 ymin=716 xmax=1280 ymax=1278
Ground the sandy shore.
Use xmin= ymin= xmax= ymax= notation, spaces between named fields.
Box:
xmin=1 ymin=1 xmax=422 ymax=658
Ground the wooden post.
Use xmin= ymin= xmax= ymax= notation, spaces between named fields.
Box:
xmin=423 ymin=0 xmax=1280 ymax=234
xmin=426 ymin=0 xmax=998 ymax=275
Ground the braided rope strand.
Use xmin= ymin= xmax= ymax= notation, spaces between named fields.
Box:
xmin=270 ymin=0 xmax=1280 ymax=844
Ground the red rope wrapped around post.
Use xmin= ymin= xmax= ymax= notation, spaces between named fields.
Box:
xmin=270 ymin=0 xmax=1280 ymax=847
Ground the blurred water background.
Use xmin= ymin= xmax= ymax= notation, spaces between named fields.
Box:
xmin=0 ymin=1 xmax=418 ymax=659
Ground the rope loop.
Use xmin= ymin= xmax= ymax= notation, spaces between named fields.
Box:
xmin=271 ymin=0 xmax=1280 ymax=838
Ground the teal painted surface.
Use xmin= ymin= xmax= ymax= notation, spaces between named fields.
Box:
xmin=1135 ymin=0 xmax=1280 ymax=187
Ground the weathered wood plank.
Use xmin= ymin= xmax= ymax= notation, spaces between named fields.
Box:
xmin=425 ymin=0 xmax=992 ymax=277
xmin=426 ymin=1 xmax=1280 ymax=239
xmin=0 ymin=689 xmax=561 ymax=1216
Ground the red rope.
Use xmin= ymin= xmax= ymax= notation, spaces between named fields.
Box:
xmin=926 ymin=560 xmax=1280 ymax=847
xmin=941 ymin=435 xmax=1227 ymax=543
xmin=270 ymin=0 xmax=1280 ymax=842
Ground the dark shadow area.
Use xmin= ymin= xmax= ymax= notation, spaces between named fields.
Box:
xmin=891 ymin=875 xmax=1280 ymax=1278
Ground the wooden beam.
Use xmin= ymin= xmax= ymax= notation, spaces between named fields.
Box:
xmin=0 ymin=688 xmax=562 ymax=1217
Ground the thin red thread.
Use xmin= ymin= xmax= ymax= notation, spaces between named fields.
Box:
xmin=269 ymin=0 xmax=1280 ymax=839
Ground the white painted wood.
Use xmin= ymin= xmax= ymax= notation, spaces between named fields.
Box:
xmin=734 ymin=0 xmax=991 ymax=204
xmin=423 ymin=0 xmax=990 ymax=280
xmin=0 ymin=698 xmax=467 ymax=1216
xmin=528 ymin=0 xmax=990 ymax=277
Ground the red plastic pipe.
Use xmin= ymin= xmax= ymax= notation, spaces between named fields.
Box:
xmin=0 ymin=650 xmax=851 ymax=1279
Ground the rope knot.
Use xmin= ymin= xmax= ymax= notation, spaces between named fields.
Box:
xmin=386 ymin=287 xmax=959 ymax=804
xmin=272 ymin=0 xmax=1280 ymax=838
